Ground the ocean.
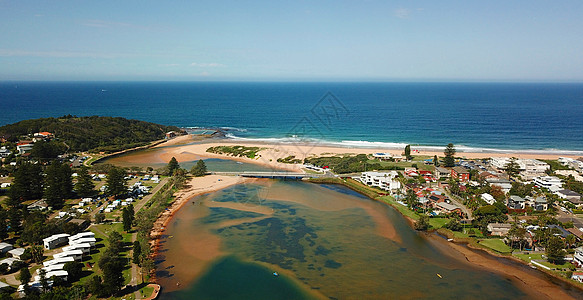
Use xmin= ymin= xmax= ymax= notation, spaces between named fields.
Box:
xmin=1 ymin=81 xmax=582 ymax=154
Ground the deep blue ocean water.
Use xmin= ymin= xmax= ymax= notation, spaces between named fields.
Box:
xmin=1 ymin=81 xmax=582 ymax=153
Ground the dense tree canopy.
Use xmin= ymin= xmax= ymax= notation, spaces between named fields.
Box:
xmin=8 ymin=162 xmax=43 ymax=206
xmin=75 ymin=166 xmax=96 ymax=198
xmin=106 ymin=167 xmax=127 ymax=197
xmin=0 ymin=116 xmax=182 ymax=153
xmin=191 ymin=159 xmax=208 ymax=177
xmin=44 ymin=161 xmax=73 ymax=209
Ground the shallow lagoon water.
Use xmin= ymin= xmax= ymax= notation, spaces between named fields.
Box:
xmin=157 ymin=181 xmax=530 ymax=299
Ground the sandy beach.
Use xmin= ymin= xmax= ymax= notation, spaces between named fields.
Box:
xmin=155 ymin=136 xmax=581 ymax=173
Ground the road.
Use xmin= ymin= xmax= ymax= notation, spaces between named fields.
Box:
xmin=444 ymin=189 xmax=473 ymax=220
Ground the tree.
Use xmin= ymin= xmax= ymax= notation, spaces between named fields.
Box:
xmin=98 ymin=231 xmax=126 ymax=296
xmin=44 ymin=161 xmax=73 ymax=209
xmin=433 ymin=155 xmax=439 ymax=167
xmin=30 ymin=246 xmax=45 ymax=264
xmin=167 ymin=157 xmax=180 ymax=175
xmin=95 ymin=213 xmax=105 ymax=224
xmin=122 ymin=207 xmax=133 ymax=232
xmin=405 ymin=189 xmax=418 ymax=209
xmin=545 ymin=236 xmax=565 ymax=265
xmin=415 ymin=215 xmax=430 ymax=231
xmin=39 ymin=268 xmax=50 ymax=292
xmin=132 ymin=241 xmax=142 ymax=265
xmin=19 ymin=267 xmax=31 ymax=286
xmin=443 ymin=143 xmax=456 ymax=167
xmin=191 ymin=159 xmax=207 ymax=177
xmin=0 ymin=206 xmax=8 ymax=240
xmin=106 ymin=167 xmax=128 ymax=197
xmin=505 ymin=157 xmax=520 ymax=177
xmin=404 ymin=145 xmax=412 ymax=161
xmin=108 ymin=231 xmax=124 ymax=255
xmin=8 ymin=163 xmax=43 ymax=207
xmin=565 ymin=234 xmax=576 ymax=249
xmin=444 ymin=219 xmax=462 ymax=231
xmin=63 ymin=261 xmax=84 ymax=282
xmin=490 ymin=185 xmax=505 ymax=201
xmin=75 ymin=166 xmax=95 ymax=198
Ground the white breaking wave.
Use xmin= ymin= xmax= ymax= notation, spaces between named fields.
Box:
xmin=223 ymin=134 xmax=583 ymax=156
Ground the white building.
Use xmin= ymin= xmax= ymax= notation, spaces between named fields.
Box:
xmin=574 ymin=246 xmax=583 ymax=267
xmin=481 ymin=193 xmax=495 ymax=205
xmin=555 ymin=170 xmax=583 ymax=182
xmin=0 ymin=146 xmax=11 ymax=158
xmin=43 ymin=233 xmax=71 ymax=250
xmin=0 ymin=242 xmax=13 ymax=253
xmin=360 ymin=171 xmax=401 ymax=191
xmin=69 ymin=237 xmax=96 ymax=247
xmin=533 ymin=176 xmax=563 ymax=190
xmin=8 ymin=248 xmax=25 ymax=259
xmin=53 ymin=249 xmax=83 ymax=261
xmin=62 ymin=243 xmax=91 ymax=254
xmin=68 ymin=231 xmax=95 ymax=243
xmin=43 ymin=257 xmax=75 ymax=267
xmin=34 ymin=270 xmax=68 ymax=282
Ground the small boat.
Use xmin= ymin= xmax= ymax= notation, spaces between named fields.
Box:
xmin=236 ymin=162 xmax=243 ymax=164
xmin=447 ymin=238 xmax=454 ymax=242
xmin=273 ymin=272 xmax=278 ymax=277
xmin=436 ymin=274 xmax=442 ymax=278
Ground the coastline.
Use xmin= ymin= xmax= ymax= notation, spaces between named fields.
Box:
xmin=156 ymin=137 xmax=581 ymax=173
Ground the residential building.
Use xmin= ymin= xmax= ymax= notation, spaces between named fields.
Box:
xmin=0 ymin=257 xmax=22 ymax=270
xmin=555 ymin=170 xmax=583 ymax=182
xmin=533 ymin=176 xmax=563 ymax=189
xmin=508 ymin=195 xmax=526 ymax=209
xmin=16 ymin=141 xmax=34 ymax=155
xmin=556 ymin=189 xmax=582 ymax=201
xmin=574 ymin=247 xmax=583 ymax=267
xmin=481 ymin=193 xmax=495 ymax=205
xmin=435 ymin=202 xmax=461 ymax=215
xmin=572 ymin=272 xmax=583 ymax=283
xmin=451 ymin=166 xmax=470 ymax=182
xmin=486 ymin=178 xmax=512 ymax=193
xmin=34 ymin=270 xmax=67 ymax=282
xmin=0 ymin=242 xmax=13 ymax=253
xmin=43 ymin=233 xmax=71 ymax=250
xmin=487 ymin=223 xmax=512 ymax=236
xmin=524 ymin=196 xmax=548 ymax=211
xmin=8 ymin=248 xmax=25 ymax=259
xmin=434 ymin=167 xmax=450 ymax=179
xmin=0 ymin=146 xmax=11 ymax=158
xmin=490 ymin=157 xmax=511 ymax=170
xmin=53 ymin=250 xmax=83 ymax=261
xmin=360 ymin=171 xmax=401 ymax=191
xmin=43 ymin=257 xmax=75 ymax=267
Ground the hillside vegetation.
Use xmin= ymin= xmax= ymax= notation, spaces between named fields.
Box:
xmin=0 ymin=115 xmax=182 ymax=153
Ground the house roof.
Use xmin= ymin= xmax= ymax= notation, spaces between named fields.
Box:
xmin=452 ymin=166 xmax=469 ymax=174
xmin=559 ymin=189 xmax=581 ymax=197
xmin=567 ymin=228 xmax=583 ymax=239
xmin=436 ymin=202 xmax=460 ymax=211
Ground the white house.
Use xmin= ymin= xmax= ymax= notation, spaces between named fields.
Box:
xmin=69 ymin=231 xmax=95 ymax=243
xmin=574 ymin=246 xmax=583 ymax=267
xmin=360 ymin=171 xmax=401 ymax=191
xmin=0 ymin=146 xmax=11 ymax=158
xmin=69 ymin=237 xmax=96 ymax=247
xmin=0 ymin=257 xmax=22 ymax=270
xmin=0 ymin=242 xmax=13 ymax=253
xmin=481 ymin=193 xmax=495 ymax=205
xmin=63 ymin=243 xmax=91 ymax=254
xmin=43 ymin=233 xmax=71 ymax=250
xmin=43 ymin=257 xmax=75 ymax=267
xmin=35 ymin=270 xmax=68 ymax=282
xmin=8 ymin=248 xmax=25 ymax=259
xmin=53 ymin=249 xmax=83 ymax=261
xmin=533 ymin=176 xmax=563 ymax=189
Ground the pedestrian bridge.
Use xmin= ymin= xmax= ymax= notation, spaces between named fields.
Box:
xmin=211 ymin=171 xmax=329 ymax=179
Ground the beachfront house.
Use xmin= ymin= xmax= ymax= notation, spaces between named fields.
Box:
xmin=43 ymin=233 xmax=71 ymax=250
xmin=360 ymin=171 xmax=401 ymax=191
xmin=487 ymin=223 xmax=512 ymax=236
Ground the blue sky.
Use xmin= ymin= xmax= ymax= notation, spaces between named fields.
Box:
xmin=1 ymin=0 xmax=582 ymax=81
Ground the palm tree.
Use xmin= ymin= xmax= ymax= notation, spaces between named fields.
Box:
xmin=565 ymin=234 xmax=576 ymax=249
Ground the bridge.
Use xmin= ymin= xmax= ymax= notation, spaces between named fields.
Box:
xmin=211 ymin=171 xmax=332 ymax=179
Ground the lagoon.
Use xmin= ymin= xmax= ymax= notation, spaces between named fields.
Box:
xmin=156 ymin=180 xmax=533 ymax=299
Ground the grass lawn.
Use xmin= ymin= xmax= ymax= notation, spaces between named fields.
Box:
xmin=478 ymin=239 xmax=513 ymax=254
xmin=139 ymin=285 xmax=155 ymax=298
xmin=428 ymin=217 xmax=449 ymax=229
xmin=379 ymin=196 xmax=420 ymax=221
